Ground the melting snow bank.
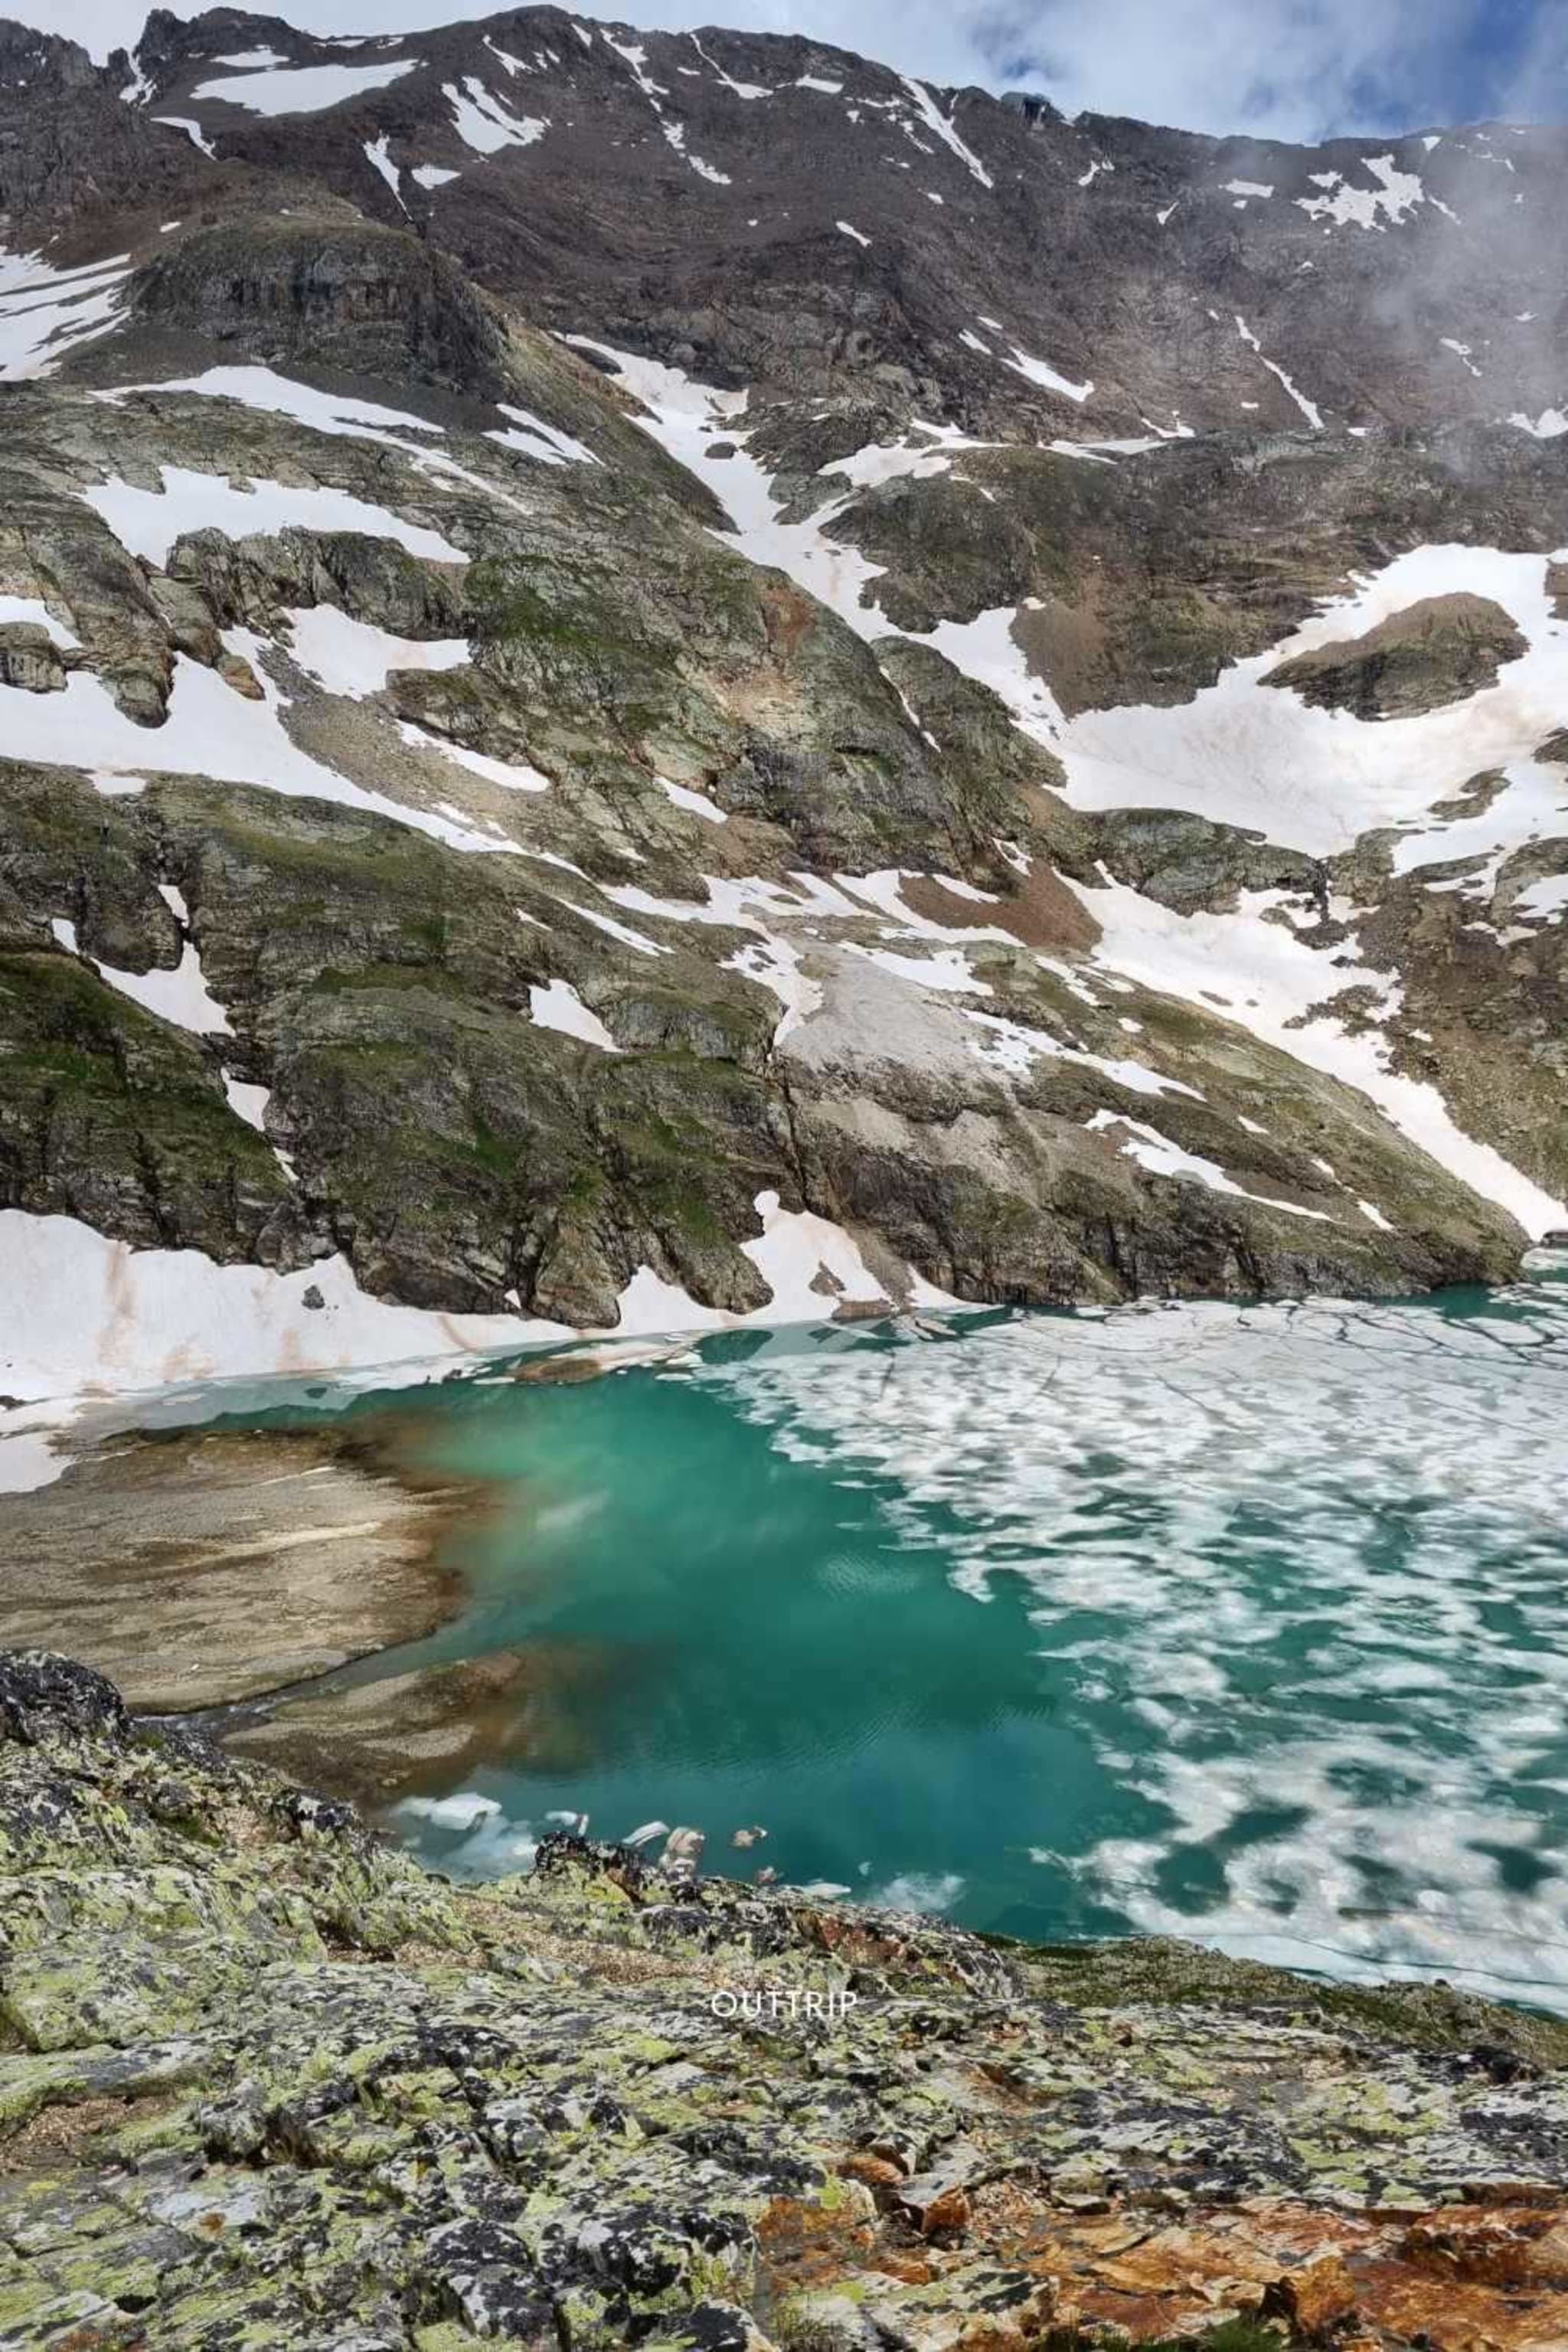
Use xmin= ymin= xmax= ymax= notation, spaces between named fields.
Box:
xmin=1057 ymin=544 xmax=1568 ymax=857
xmin=0 ymin=1191 xmax=957 ymax=1453
xmin=0 ymin=1217 xmax=568 ymax=1416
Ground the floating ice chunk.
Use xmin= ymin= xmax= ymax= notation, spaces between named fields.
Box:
xmin=399 ymin=1791 xmax=502 ymax=1829
xmin=875 ymin=1870 xmax=964 ymax=1913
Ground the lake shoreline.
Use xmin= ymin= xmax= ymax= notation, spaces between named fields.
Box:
xmin=0 ymin=1407 xmax=488 ymax=1718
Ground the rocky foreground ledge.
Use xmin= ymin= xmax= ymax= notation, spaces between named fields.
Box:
xmin=2 ymin=1654 xmax=1566 ymax=2351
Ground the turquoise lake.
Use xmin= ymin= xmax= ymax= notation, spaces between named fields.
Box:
xmin=194 ymin=1268 xmax=1568 ymax=2011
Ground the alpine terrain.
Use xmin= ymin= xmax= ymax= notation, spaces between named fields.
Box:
xmin=1 ymin=5 xmax=1567 ymax=1390
xmin=2 ymin=19 xmax=1568 ymax=2346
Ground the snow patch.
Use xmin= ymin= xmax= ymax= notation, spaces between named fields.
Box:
xmin=530 ymin=978 xmax=619 ymax=1050
xmin=1003 ymin=345 xmax=1093 ymax=403
xmin=1295 ymin=153 xmax=1426 ymax=230
xmin=0 ymin=1214 xmax=570 ymax=1405
xmin=191 ymin=59 xmax=413 ymax=113
xmin=284 ymin=606 xmax=469 ymax=699
xmin=443 ymin=78 xmax=548 ymax=153
xmin=0 ymin=245 xmax=130 ymax=380
xmin=898 ymin=74 xmax=993 ymax=188
xmin=0 ymin=594 xmax=77 ymax=646
xmin=80 ymin=465 xmax=467 ymax=569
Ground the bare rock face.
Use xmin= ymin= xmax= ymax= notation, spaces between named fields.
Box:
xmin=129 ymin=218 xmax=518 ymax=400
xmin=1264 ymin=593 xmax=1530 ymax=718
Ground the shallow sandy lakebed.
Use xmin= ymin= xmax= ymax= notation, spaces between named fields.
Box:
xmin=0 ymin=1417 xmax=479 ymax=1713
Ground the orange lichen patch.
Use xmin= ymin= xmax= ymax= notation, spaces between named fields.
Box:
xmin=1401 ymin=2203 xmax=1568 ymax=2288
xmin=954 ymin=2186 xmax=1568 ymax=2350
xmin=760 ymin=577 xmax=817 ymax=662
xmin=1355 ymin=2262 xmax=1568 ymax=2350
xmin=1067 ymin=2282 xmax=1248 ymax=2339
xmin=754 ymin=2190 xmax=877 ymax=2293
xmin=1260 ymin=2249 xmax=1359 ymax=2334
xmin=870 ymin=2252 xmax=939 ymax=2285
xmin=1091 ymin=2224 xmax=1288 ymax=2298
xmin=897 ymin=2180 xmax=974 ymax=2237
xmin=843 ymin=2151 xmax=909 ymax=2190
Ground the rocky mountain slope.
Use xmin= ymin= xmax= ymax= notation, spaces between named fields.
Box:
xmin=2 ymin=5 xmax=1566 ymax=1396
xmin=4 ymin=1647 xmax=1568 ymax=2352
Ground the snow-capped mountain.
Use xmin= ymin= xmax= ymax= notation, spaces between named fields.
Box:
xmin=2 ymin=4 xmax=1566 ymax=1396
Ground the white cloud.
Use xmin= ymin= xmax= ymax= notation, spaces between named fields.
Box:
xmin=21 ymin=0 xmax=1544 ymax=143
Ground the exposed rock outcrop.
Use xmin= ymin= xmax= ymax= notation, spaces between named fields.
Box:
xmin=2 ymin=1650 xmax=1566 ymax=2350
xmin=1264 ymin=593 xmax=1529 ymax=718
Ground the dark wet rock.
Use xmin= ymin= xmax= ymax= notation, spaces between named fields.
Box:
xmin=0 ymin=1650 xmax=128 ymax=1746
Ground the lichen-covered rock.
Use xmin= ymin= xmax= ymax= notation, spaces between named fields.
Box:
xmin=0 ymin=1654 xmax=1564 ymax=2349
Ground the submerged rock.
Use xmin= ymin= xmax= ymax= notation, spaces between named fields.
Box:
xmin=1 ymin=1651 xmax=1565 ymax=2349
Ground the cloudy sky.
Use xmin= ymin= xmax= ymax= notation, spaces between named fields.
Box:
xmin=20 ymin=0 xmax=1568 ymax=142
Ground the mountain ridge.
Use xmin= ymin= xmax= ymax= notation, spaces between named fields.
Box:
xmin=0 ymin=2 xmax=1565 ymax=1405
